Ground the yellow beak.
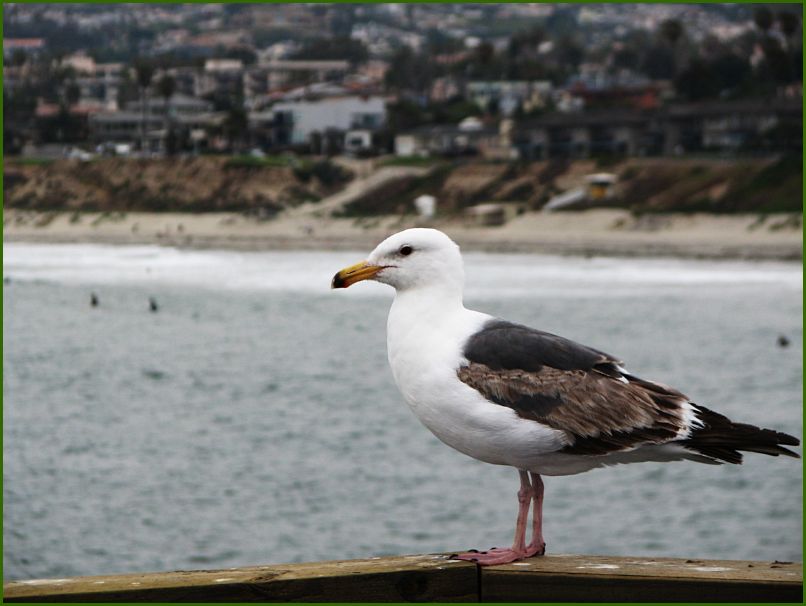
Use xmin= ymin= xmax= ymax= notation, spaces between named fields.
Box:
xmin=331 ymin=260 xmax=384 ymax=289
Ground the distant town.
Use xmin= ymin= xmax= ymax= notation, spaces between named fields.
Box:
xmin=4 ymin=3 xmax=802 ymax=161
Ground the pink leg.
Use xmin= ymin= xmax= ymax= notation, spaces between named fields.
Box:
xmin=453 ymin=470 xmax=536 ymax=566
xmin=527 ymin=472 xmax=546 ymax=556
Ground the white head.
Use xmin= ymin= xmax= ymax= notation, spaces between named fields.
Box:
xmin=332 ymin=228 xmax=464 ymax=295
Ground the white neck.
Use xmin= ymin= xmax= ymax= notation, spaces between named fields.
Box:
xmin=386 ymin=283 xmax=489 ymax=363
xmin=391 ymin=284 xmax=465 ymax=323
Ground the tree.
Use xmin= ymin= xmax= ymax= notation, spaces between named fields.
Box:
xmin=660 ymin=19 xmax=684 ymax=46
xmin=674 ymin=59 xmax=718 ymax=102
xmin=64 ymin=81 xmax=81 ymax=108
xmin=425 ymin=28 xmax=464 ymax=55
xmin=385 ymin=47 xmax=434 ymax=96
xmin=156 ymin=74 xmax=177 ymax=155
xmin=642 ymin=45 xmax=675 ymax=79
xmin=156 ymin=74 xmax=176 ymax=108
xmin=224 ymin=106 xmax=249 ymax=152
xmin=134 ymin=60 xmax=155 ymax=152
xmin=291 ymin=36 xmax=368 ymax=66
xmin=555 ymin=34 xmax=584 ymax=71
xmin=384 ymin=99 xmax=428 ymax=132
xmin=9 ymin=49 xmax=27 ymax=67
xmin=466 ymin=42 xmax=504 ymax=80
xmin=711 ymin=54 xmax=751 ymax=94
xmin=545 ymin=7 xmax=577 ymax=37
xmin=329 ymin=4 xmax=355 ymax=37
xmin=777 ymin=11 xmax=800 ymax=40
xmin=760 ymin=38 xmax=794 ymax=85
xmin=659 ymin=19 xmax=686 ymax=76
xmin=474 ymin=41 xmax=495 ymax=66
xmin=754 ymin=7 xmax=774 ymax=35
xmin=613 ymin=47 xmax=641 ymax=72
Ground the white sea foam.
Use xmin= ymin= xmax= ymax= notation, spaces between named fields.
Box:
xmin=4 ymin=243 xmax=801 ymax=298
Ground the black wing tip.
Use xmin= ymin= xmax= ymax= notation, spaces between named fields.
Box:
xmin=776 ymin=433 xmax=801 ymax=447
xmin=777 ymin=446 xmax=801 ymax=459
xmin=685 ymin=405 xmax=801 ymax=464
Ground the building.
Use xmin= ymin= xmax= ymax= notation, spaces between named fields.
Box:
xmin=88 ymin=94 xmax=219 ymax=150
xmin=394 ymin=118 xmax=509 ymax=159
xmin=271 ymin=95 xmax=386 ymax=151
xmin=394 ymin=98 xmax=801 ymax=161
xmin=514 ymin=99 xmax=802 ymax=159
xmin=515 ymin=110 xmax=651 ymax=159
xmin=195 ymin=59 xmax=244 ymax=98
xmin=467 ymin=81 xmax=554 ymax=115
xmin=3 ymin=38 xmax=45 ymax=60
xmin=125 ymin=93 xmax=214 ymax=118
xmin=249 ymin=59 xmax=351 ymax=94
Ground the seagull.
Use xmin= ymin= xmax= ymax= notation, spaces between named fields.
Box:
xmin=332 ymin=228 xmax=800 ymax=566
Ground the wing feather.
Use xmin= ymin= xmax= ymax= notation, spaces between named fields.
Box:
xmin=459 ymin=320 xmax=690 ymax=455
xmin=459 ymin=319 xmax=800 ymax=461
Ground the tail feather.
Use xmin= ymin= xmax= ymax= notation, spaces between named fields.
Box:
xmin=682 ymin=405 xmax=800 ymax=464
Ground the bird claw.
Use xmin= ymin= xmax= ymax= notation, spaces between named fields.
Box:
xmin=453 ymin=547 xmax=528 ymax=566
xmin=527 ymin=542 xmax=547 ymax=557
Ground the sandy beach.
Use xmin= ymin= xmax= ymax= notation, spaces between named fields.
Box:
xmin=3 ymin=208 xmax=802 ymax=261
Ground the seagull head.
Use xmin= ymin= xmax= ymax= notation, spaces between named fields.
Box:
xmin=332 ymin=228 xmax=464 ymax=293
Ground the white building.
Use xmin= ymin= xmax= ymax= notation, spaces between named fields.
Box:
xmin=272 ymin=96 xmax=386 ymax=148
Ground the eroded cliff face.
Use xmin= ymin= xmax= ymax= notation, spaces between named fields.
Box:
xmin=340 ymin=156 xmax=802 ymax=216
xmin=3 ymin=157 xmax=350 ymax=214
xmin=4 ymin=155 xmax=801 ymax=216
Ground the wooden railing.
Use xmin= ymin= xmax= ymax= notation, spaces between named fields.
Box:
xmin=3 ymin=553 xmax=802 ymax=602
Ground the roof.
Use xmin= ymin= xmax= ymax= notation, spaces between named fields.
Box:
xmin=259 ymin=59 xmax=350 ymax=71
xmin=35 ymin=102 xmax=104 ymax=118
xmin=91 ymin=111 xmax=223 ymax=124
xmin=518 ymin=99 xmax=802 ymax=130
xmin=4 ymin=38 xmax=45 ymax=50
xmin=124 ymin=93 xmax=213 ymax=111
xmin=406 ymin=123 xmax=498 ymax=137
xmin=518 ymin=109 xmax=649 ymax=129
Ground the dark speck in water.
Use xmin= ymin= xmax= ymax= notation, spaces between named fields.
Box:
xmin=142 ymin=369 xmax=167 ymax=380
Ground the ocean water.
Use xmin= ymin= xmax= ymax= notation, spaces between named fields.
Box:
xmin=3 ymin=242 xmax=802 ymax=580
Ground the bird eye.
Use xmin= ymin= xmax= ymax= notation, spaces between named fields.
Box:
xmin=399 ymin=245 xmax=413 ymax=256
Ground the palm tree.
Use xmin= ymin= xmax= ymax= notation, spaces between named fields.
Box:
xmin=659 ymin=19 xmax=685 ymax=76
xmin=224 ymin=106 xmax=248 ymax=152
xmin=754 ymin=8 xmax=774 ymax=36
xmin=134 ymin=60 xmax=154 ymax=153
xmin=777 ymin=11 xmax=800 ymax=48
xmin=64 ymin=81 xmax=81 ymax=108
xmin=156 ymin=74 xmax=176 ymax=154
xmin=660 ymin=19 xmax=684 ymax=46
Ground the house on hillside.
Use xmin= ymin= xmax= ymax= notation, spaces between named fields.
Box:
xmin=394 ymin=118 xmax=516 ymax=160
xmin=254 ymin=59 xmax=351 ymax=92
xmin=467 ymin=80 xmax=553 ymax=116
xmin=3 ymin=38 xmax=45 ymax=60
xmin=515 ymin=110 xmax=652 ymax=159
xmin=270 ymin=95 xmax=386 ymax=153
xmin=393 ymin=99 xmax=801 ymax=161
xmin=195 ymin=59 xmax=244 ymax=98
xmin=88 ymin=94 xmax=220 ymax=151
xmin=514 ymin=99 xmax=802 ymax=159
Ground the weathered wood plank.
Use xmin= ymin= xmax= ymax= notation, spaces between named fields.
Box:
xmin=479 ymin=554 xmax=803 ymax=602
xmin=2 ymin=554 xmax=478 ymax=603
xmin=3 ymin=553 xmax=801 ymax=603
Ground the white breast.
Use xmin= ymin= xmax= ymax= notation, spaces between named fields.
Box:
xmin=386 ymin=291 xmax=568 ymax=469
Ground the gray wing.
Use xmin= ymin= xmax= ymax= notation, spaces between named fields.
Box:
xmin=458 ymin=320 xmax=690 ymax=455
